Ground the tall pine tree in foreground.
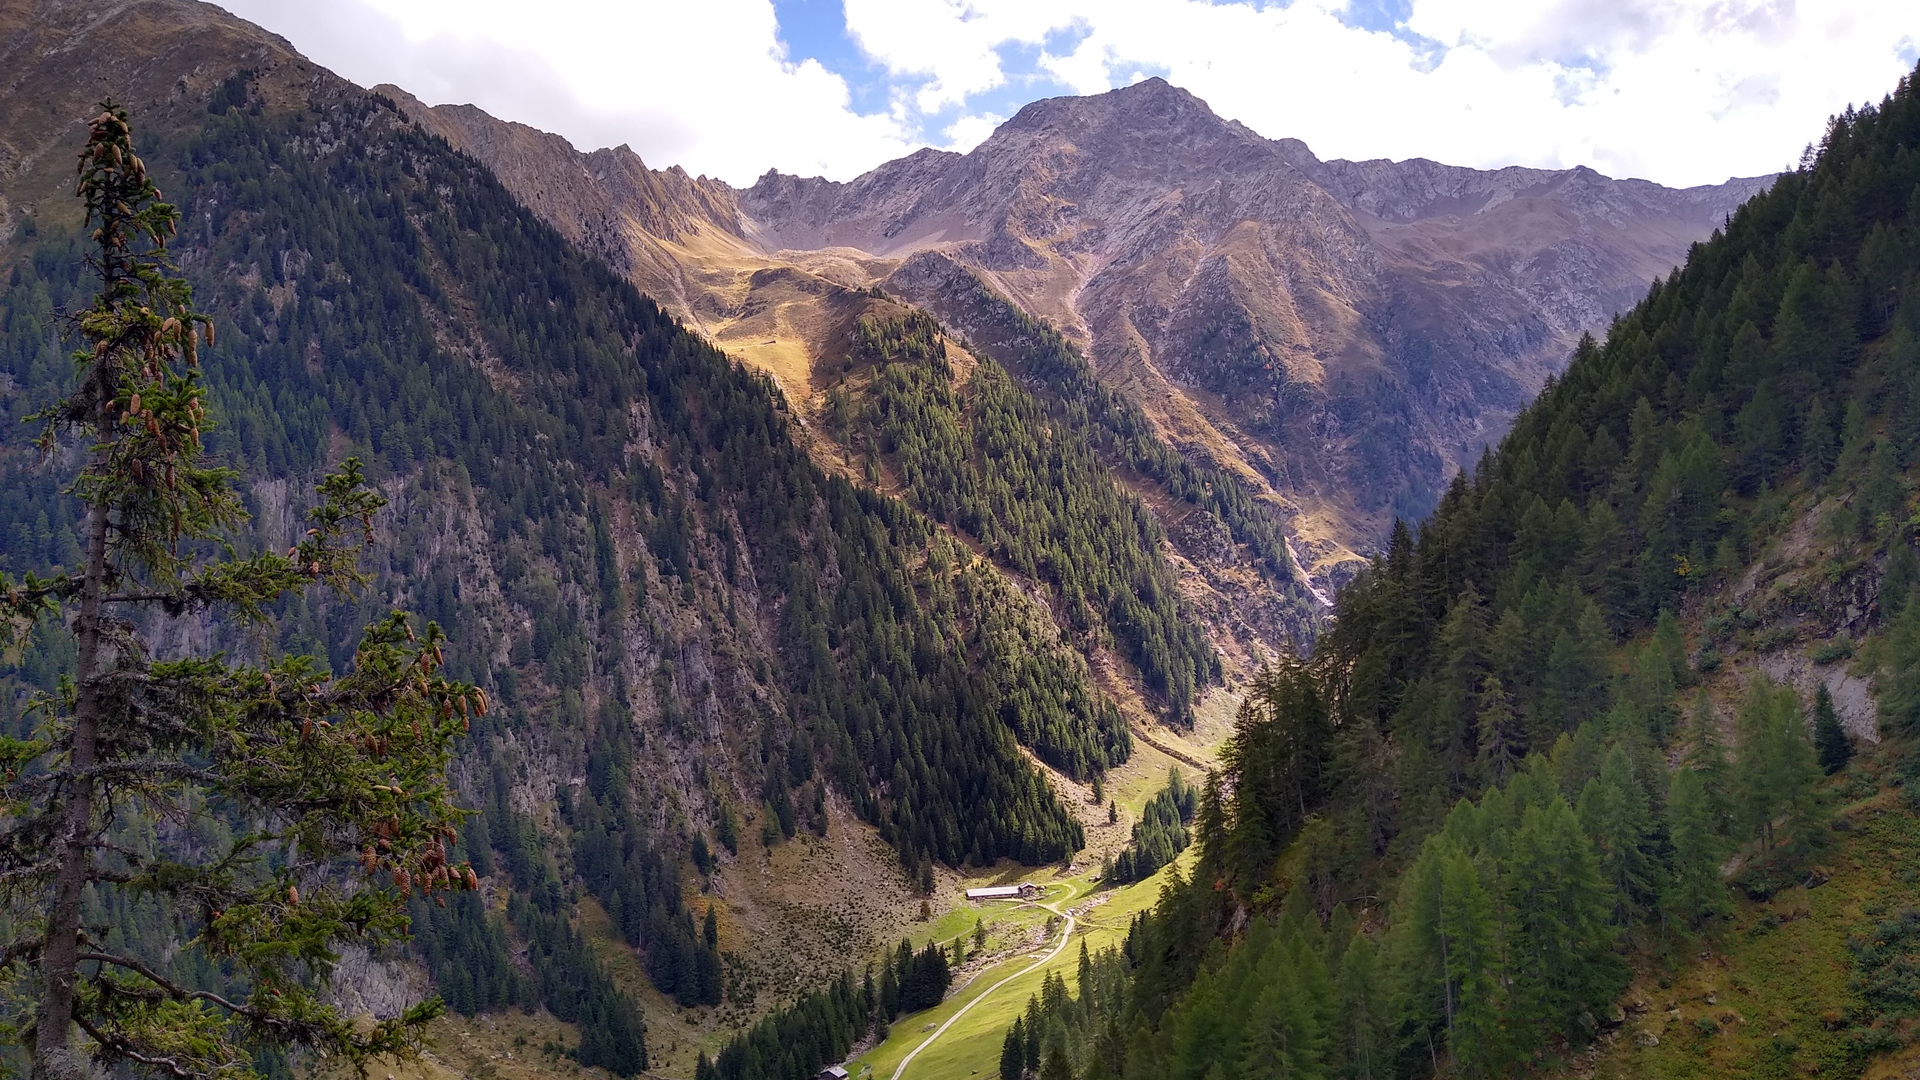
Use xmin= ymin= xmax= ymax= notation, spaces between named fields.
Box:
xmin=0 ymin=103 xmax=478 ymax=1080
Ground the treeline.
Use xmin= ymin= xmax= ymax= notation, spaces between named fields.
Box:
xmin=1000 ymin=945 xmax=1130 ymax=1080
xmin=835 ymin=311 xmax=1217 ymax=726
xmin=1104 ymin=769 xmax=1195 ymax=885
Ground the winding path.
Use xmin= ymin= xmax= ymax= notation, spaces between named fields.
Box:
xmin=890 ymin=898 xmax=1076 ymax=1080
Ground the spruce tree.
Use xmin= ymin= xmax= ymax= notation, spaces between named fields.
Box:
xmin=1813 ymin=683 xmax=1852 ymax=774
xmin=1024 ymin=996 xmax=1043 ymax=1072
xmin=3 ymin=103 xmax=477 ymax=1080
xmin=1801 ymin=396 xmax=1838 ymax=481
xmin=1002 ymin=1019 xmax=1026 ymax=1080
xmin=1475 ymin=675 xmax=1523 ymax=784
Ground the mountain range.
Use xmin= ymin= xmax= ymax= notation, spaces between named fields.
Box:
xmin=374 ymin=75 xmax=1768 ymax=585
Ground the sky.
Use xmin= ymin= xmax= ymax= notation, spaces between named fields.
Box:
xmin=217 ymin=0 xmax=1920 ymax=190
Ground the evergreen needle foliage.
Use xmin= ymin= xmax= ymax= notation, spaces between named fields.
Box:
xmin=1027 ymin=59 xmax=1920 ymax=1080
xmin=1105 ymin=769 xmax=1195 ymax=886
xmin=0 ymin=104 xmax=477 ymax=1080
xmin=1814 ymin=682 xmax=1853 ymax=774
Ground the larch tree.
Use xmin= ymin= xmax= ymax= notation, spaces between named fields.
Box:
xmin=1437 ymin=850 xmax=1500 ymax=1075
xmin=1 ymin=104 xmax=479 ymax=1080
xmin=1733 ymin=675 xmax=1826 ymax=858
xmin=1576 ymin=746 xmax=1655 ymax=927
xmin=1662 ymin=766 xmax=1731 ymax=929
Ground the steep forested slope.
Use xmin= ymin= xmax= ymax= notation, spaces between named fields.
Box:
xmin=988 ymin=62 xmax=1920 ymax=1080
xmin=825 ymin=311 xmax=1216 ymax=728
xmin=0 ymin=63 xmax=1120 ymax=1069
xmin=883 ymin=250 xmax=1331 ymax=641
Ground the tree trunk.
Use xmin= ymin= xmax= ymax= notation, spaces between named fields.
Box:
xmin=34 ymin=382 xmax=111 ymax=1080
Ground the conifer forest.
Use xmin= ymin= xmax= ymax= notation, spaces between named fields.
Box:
xmin=2 ymin=5 xmax=1920 ymax=1080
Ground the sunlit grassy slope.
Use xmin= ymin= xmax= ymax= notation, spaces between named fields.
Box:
xmin=1550 ymin=751 xmax=1920 ymax=1080
xmin=852 ymin=852 xmax=1190 ymax=1080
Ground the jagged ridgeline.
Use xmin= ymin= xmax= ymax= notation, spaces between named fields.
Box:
xmin=0 ymin=72 xmax=1119 ymax=1063
xmin=1021 ymin=63 xmax=1920 ymax=1080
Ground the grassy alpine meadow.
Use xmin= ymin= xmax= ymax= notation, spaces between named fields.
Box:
xmin=852 ymin=852 xmax=1190 ymax=1080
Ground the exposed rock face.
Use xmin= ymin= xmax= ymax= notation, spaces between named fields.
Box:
xmin=0 ymin=2 xmax=1769 ymax=621
xmin=1 ymin=5 xmax=1769 ymax=568
xmin=737 ymin=79 xmax=1771 ymax=543
xmin=383 ymin=75 xmax=1765 ymax=561
xmin=376 ymin=87 xmax=755 ymax=326
xmin=0 ymin=0 xmax=304 ymax=232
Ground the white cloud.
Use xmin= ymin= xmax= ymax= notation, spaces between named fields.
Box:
xmin=844 ymin=0 xmax=1917 ymax=185
xmin=216 ymin=0 xmax=918 ymax=184
xmin=215 ymin=0 xmax=1917 ymax=188
xmin=940 ymin=111 xmax=1007 ymax=154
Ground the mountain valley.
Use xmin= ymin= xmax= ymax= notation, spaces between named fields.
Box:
xmin=2 ymin=3 xmax=1918 ymax=1080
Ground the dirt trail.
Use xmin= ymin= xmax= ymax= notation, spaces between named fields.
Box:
xmin=891 ymin=899 xmax=1076 ymax=1080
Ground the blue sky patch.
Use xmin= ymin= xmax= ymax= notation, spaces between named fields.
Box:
xmin=771 ymin=0 xmax=893 ymax=115
xmin=771 ymin=0 xmax=1107 ymax=146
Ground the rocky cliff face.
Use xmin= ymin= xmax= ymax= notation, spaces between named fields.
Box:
xmin=737 ymin=79 xmax=1770 ymax=545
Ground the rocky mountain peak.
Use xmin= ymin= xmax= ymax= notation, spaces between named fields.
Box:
xmin=1000 ymin=75 xmax=1213 ymax=133
xmin=975 ymin=75 xmax=1283 ymax=182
